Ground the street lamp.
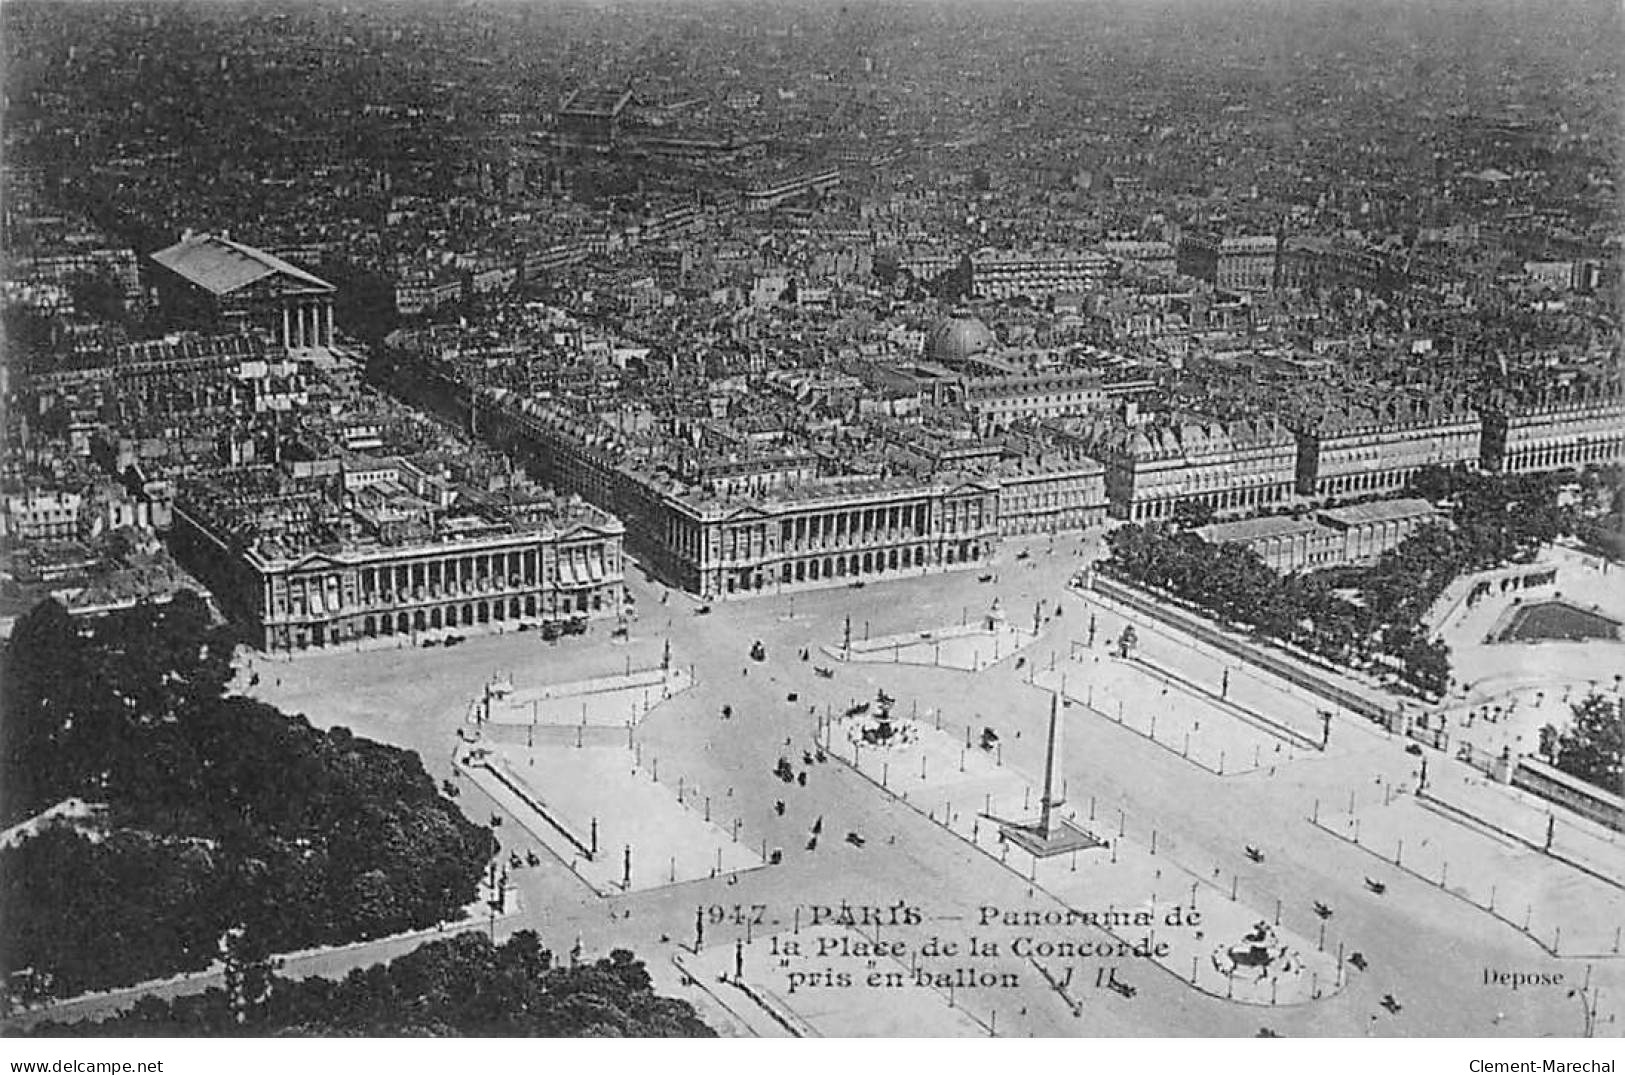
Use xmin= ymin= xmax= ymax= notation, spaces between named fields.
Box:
xmin=1570 ymin=964 xmax=1599 ymax=1038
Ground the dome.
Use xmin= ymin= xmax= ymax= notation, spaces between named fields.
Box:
xmin=925 ymin=312 xmax=997 ymax=366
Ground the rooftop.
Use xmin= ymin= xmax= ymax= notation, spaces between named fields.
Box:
xmin=560 ymin=88 xmax=633 ymax=118
xmin=152 ymin=232 xmax=335 ymax=298
xmin=925 ymin=312 xmax=997 ymax=366
xmin=1200 ymin=515 xmax=1323 ymax=544
xmin=1316 ymin=498 xmax=1438 ymax=528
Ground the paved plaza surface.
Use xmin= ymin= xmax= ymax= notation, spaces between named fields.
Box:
xmin=1067 ymin=586 xmax=1336 ymax=749
xmin=459 ymin=739 xmax=764 ymax=894
xmin=477 ymin=664 xmax=694 ymax=727
xmin=827 ymin=710 xmax=1343 ymax=1007
xmin=205 ymin=531 xmax=1621 ymax=1036
xmin=1314 ymin=782 xmax=1625 ymax=960
xmin=829 ymin=618 xmax=1040 ymax=672
xmin=1031 ymin=657 xmax=1305 ymax=778
xmin=1432 ymin=546 xmax=1625 ymax=760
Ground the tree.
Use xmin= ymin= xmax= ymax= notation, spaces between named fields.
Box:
xmin=220 ymin=926 xmax=280 ymax=1026
xmin=1400 ymin=638 xmax=1451 ymax=700
xmin=64 ymin=271 xmax=130 ymax=325
xmin=1538 ymin=724 xmax=1561 ymax=761
xmin=1099 ymin=472 xmax=1590 ymax=706
xmin=1406 ymin=463 xmax=1464 ymax=502
xmin=22 ymin=932 xmax=713 ymax=1037
xmin=1 ymin=600 xmax=89 ymax=823
xmin=1 ymin=600 xmax=496 ymax=997
xmin=1555 ymin=693 xmax=1624 ymax=797
xmin=1170 ymin=498 xmax=1216 ymax=530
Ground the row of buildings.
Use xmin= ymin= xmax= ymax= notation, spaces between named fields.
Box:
xmin=954 ymin=234 xmax=1426 ymax=303
xmin=2 ymin=482 xmax=170 ymax=542
xmin=5 ymin=228 xmax=632 ymax=655
xmin=466 ymin=371 xmax=1624 ymax=602
xmin=1052 ymin=381 xmax=1623 ymax=525
xmin=432 ymin=313 xmax=1623 ymax=603
xmin=17 ymin=272 xmax=1620 ymax=646
xmin=472 ymin=387 xmax=1107 ymax=600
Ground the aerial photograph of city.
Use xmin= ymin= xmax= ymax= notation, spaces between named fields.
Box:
xmin=0 ymin=0 xmax=1621 ymax=1055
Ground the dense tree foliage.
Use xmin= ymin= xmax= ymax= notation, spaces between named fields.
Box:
xmin=1169 ymin=498 xmax=1216 ymax=531
xmin=1104 ymin=467 xmax=1578 ymax=699
xmin=1572 ymin=465 xmax=1625 ymax=560
xmin=1555 ymin=693 xmax=1624 ymax=798
xmin=24 ymin=932 xmax=714 ymax=1038
xmin=1 ymin=596 xmax=496 ymax=999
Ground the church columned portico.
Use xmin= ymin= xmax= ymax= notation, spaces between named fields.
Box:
xmin=280 ymin=296 xmax=336 ymax=349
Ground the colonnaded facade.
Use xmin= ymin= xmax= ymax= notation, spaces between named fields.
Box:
xmin=1053 ymin=415 xmax=1299 ymax=522
xmin=171 ymin=464 xmax=625 ymax=653
xmin=1479 ymin=390 xmax=1625 ymax=474
xmin=1292 ymin=396 xmax=1481 ymax=499
xmin=474 ymin=389 xmax=1007 ymax=599
xmin=668 ymin=479 xmax=1002 ymax=598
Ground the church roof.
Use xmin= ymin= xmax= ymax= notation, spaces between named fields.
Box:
xmin=153 ymin=232 xmax=335 ymax=297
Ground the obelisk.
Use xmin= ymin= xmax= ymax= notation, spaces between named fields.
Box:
xmin=1038 ymin=687 xmax=1065 ymax=838
xmin=1002 ymin=681 xmax=1091 ymax=857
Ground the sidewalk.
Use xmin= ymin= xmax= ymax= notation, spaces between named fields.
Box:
xmin=1420 ymin=768 xmax=1623 ymax=890
xmin=1310 ymin=774 xmax=1625 ymax=959
xmin=482 ymin=665 xmax=695 ymax=727
xmin=826 ymin=621 xmax=1038 ymax=673
xmin=1074 ymin=584 xmax=1376 ymax=745
xmin=677 ymin=927 xmax=992 ymax=1037
xmin=1033 ymin=658 xmax=1306 ymax=779
xmin=458 ymin=742 xmax=764 ymax=895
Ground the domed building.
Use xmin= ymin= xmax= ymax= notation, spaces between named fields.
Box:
xmin=924 ymin=311 xmax=997 ymax=367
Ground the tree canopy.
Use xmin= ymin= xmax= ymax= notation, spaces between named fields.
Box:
xmin=21 ymin=931 xmax=715 ymax=1037
xmin=1102 ymin=467 xmax=1579 ymax=700
xmin=1555 ymin=692 xmax=1624 ymax=798
xmin=1 ymin=596 xmax=496 ymax=1000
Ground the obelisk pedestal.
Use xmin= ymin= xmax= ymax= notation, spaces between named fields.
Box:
xmin=1001 ymin=687 xmax=1101 ymax=857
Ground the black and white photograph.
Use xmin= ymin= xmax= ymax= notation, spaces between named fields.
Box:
xmin=1 ymin=0 xmax=1622 ymax=1061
